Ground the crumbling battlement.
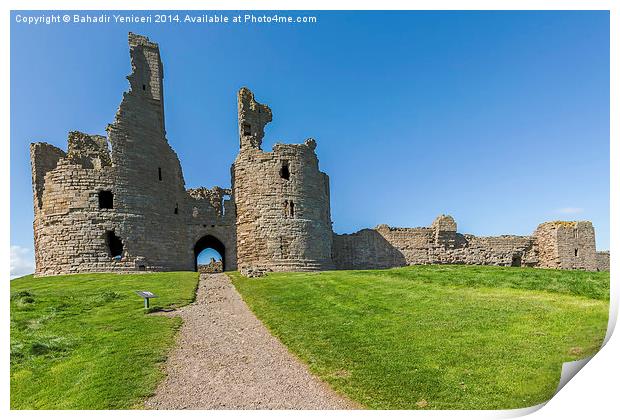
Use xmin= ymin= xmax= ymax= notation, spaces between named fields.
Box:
xmin=66 ymin=131 xmax=112 ymax=170
xmin=29 ymin=33 xmax=608 ymax=277
xmin=30 ymin=142 xmax=66 ymax=210
xmin=126 ymin=32 xmax=164 ymax=103
xmin=187 ymin=186 xmax=232 ymax=218
xmin=238 ymin=87 xmax=272 ymax=150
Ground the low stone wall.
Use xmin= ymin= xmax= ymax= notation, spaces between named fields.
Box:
xmin=332 ymin=229 xmax=407 ymax=270
xmin=333 ymin=219 xmax=537 ymax=271
xmin=596 ymin=251 xmax=610 ymax=272
xmin=198 ymin=259 xmax=223 ymax=273
xmin=333 ymin=215 xmax=611 ymax=272
xmin=427 ymin=234 xmax=537 ymax=267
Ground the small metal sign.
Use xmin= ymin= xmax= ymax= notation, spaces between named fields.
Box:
xmin=136 ymin=291 xmax=158 ymax=308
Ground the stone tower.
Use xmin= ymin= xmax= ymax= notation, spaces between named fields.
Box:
xmin=30 ymin=33 xmax=193 ymax=275
xmin=533 ymin=221 xmax=598 ymax=271
xmin=232 ymin=88 xmax=334 ymax=273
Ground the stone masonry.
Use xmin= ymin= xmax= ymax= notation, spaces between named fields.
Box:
xmin=30 ymin=33 xmax=609 ymax=276
xmin=334 ymin=216 xmax=535 ymax=270
xmin=233 ymin=88 xmax=334 ymax=274
xmin=533 ymin=221 xmax=598 ymax=271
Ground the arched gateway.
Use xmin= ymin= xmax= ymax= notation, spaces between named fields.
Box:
xmin=194 ymin=235 xmax=226 ymax=271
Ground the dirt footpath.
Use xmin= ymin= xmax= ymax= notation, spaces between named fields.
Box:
xmin=145 ymin=273 xmax=355 ymax=409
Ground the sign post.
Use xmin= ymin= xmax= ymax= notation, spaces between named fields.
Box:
xmin=135 ymin=291 xmax=158 ymax=309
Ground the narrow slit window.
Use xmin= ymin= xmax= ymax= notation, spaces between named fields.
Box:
xmin=174 ymin=203 xmax=179 ymax=214
xmin=280 ymin=162 xmax=290 ymax=180
xmin=221 ymin=194 xmax=230 ymax=216
xmin=243 ymin=123 xmax=252 ymax=136
xmin=98 ymin=190 xmax=113 ymax=209
xmin=158 ymin=167 xmax=162 ymax=181
xmin=142 ymin=84 xmax=146 ymax=91
xmin=289 ymin=201 xmax=295 ymax=218
xmin=280 ymin=237 xmax=289 ymax=257
xmin=575 ymin=248 xmax=579 ymax=257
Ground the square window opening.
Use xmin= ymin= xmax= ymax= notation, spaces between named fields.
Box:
xmin=98 ymin=190 xmax=114 ymax=209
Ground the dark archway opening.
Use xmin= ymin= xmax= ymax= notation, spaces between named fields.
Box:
xmin=194 ymin=235 xmax=226 ymax=272
xmin=511 ymin=254 xmax=522 ymax=267
xmin=105 ymin=230 xmax=123 ymax=259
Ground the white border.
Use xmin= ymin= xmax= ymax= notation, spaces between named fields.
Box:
xmin=2 ymin=1 xmax=617 ymax=419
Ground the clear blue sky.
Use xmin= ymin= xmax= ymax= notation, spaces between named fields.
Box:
xmin=10 ymin=11 xmax=610 ymax=275
xmin=197 ymin=249 xmax=222 ymax=265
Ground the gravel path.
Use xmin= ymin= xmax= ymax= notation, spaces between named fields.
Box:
xmin=145 ymin=273 xmax=355 ymax=410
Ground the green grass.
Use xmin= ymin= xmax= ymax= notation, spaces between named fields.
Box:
xmin=230 ymin=265 xmax=609 ymax=410
xmin=10 ymin=271 xmax=199 ymax=409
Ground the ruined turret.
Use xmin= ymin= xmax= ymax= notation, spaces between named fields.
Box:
xmin=237 ymin=87 xmax=273 ymax=150
xmin=232 ymin=88 xmax=334 ymax=274
xmin=431 ymin=214 xmax=457 ymax=247
xmin=30 ymin=33 xmax=192 ymax=275
xmin=533 ymin=221 xmax=598 ymax=270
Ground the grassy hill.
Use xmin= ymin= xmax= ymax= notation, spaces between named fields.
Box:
xmin=230 ymin=265 xmax=609 ymax=410
xmin=10 ymin=266 xmax=609 ymax=410
xmin=10 ymin=272 xmax=199 ymax=409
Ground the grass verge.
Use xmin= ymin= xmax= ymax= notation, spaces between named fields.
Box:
xmin=10 ymin=271 xmax=199 ymax=409
xmin=230 ymin=265 xmax=609 ymax=409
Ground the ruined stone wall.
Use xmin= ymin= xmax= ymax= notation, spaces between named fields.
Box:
xmin=430 ymin=234 xmax=537 ymax=267
xmin=533 ymin=221 xmax=598 ymax=271
xmin=104 ymin=33 xmax=192 ymax=272
xmin=198 ymin=259 xmax=223 ymax=273
xmin=233 ymin=88 xmax=333 ymax=272
xmin=334 ymin=216 xmax=608 ymax=272
xmin=31 ymin=143 xmax=67 ymax=212
xmin=596 ymin=251 xmax=610 ymax=272
xmin=372 ymin=225 xmax=438 ymax=264
xmin=333 ymin=215 xmax=537 ymax=270
xmin=30 ymin=137 xmax=137 ymax=276
xmin=31 ymin=34 xmax=196 ymax=275
xmin=31 ymin=129 xmax=167 ymax=275
xmin=186 ymin=187 xmax=237 ymax=271
xmin=332 ymin=228 xmax=408 ymax=270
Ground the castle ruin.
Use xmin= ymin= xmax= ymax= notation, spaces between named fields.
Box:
xmin=30 ymin=33 xmax=609 ymax=277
